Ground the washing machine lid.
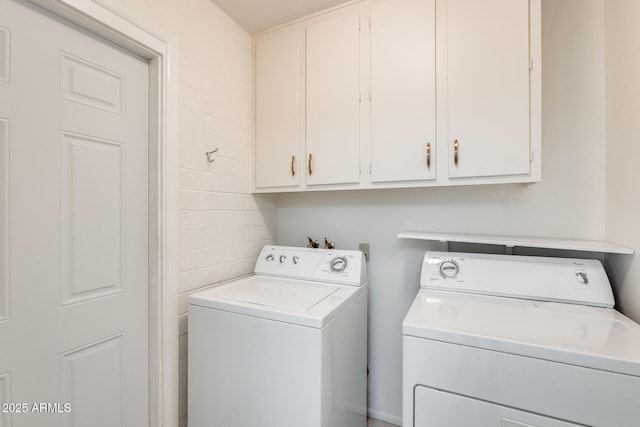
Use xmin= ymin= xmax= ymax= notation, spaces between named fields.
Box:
xmin=403 ymin=289 xmax=640 ymax=376
xmin=217 ymin=277 xmax=338 ymax=311
xmin=188 ymin=275 xmax=366 ymax=328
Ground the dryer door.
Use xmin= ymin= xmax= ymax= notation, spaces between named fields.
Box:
xmin=414 ymin=386 xmax=580 ymax=427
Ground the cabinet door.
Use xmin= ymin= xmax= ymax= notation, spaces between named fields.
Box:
xmin=446 ymin=0 xmax=531 ymax=179
xmin=306 ymin=10 xmax=361 ymax=186
xmin=370 ymin=0 xmax=436 ymax=183
xmin=255 ymin=30 xmax=302 ymax=188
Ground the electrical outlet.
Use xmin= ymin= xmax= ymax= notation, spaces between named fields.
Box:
xmin=359 ymin=243 xmax=370 ymax=262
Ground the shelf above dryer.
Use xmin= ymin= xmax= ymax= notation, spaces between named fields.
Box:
xmin=397 ymin=231 xmax=634 ymax=255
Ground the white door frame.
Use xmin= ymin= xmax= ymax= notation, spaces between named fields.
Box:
xmin=26 ymin=0 xmax=179 ymax=425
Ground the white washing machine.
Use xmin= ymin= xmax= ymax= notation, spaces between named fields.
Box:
xmin=403 ymin=251 xmax=640 ymax=427
xmin=188 ymin=245 xmax=368 ymax=427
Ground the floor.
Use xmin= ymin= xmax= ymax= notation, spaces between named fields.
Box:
xmin=368 ymin=418 xmax=399 ymax=427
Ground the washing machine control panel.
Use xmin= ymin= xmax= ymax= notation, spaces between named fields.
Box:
xmin=420 ymin=251 xmax=614 ymax=308
xmin=256 ymin=245 xmax=367 ymax=286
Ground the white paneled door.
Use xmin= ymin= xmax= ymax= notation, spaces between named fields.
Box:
xmin=0 ymin=1 xmax=149 ymax=426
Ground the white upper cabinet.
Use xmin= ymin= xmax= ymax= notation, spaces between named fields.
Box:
xmin=370 ymin=0 xmax=436 ymax=183
xmin=445 ymin=0 xmax=534 ymax=179
xmin=306 ymin=9 xmax=361 ymax=186
xmin=252 ymin=0 xmax=541 ymax=193
xmin=254 ymin=29 xmax=303 ymax=189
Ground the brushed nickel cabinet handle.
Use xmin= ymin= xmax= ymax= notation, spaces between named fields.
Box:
xmin=291 ymin=155 xmax=295 ymax=177
xmin=308 ymin=153 xmax=313 ymax=175
xmin=427 ymin=143 xmax=431 ymax=168
xmin=454 ymin=139 xmax=459 ymax=166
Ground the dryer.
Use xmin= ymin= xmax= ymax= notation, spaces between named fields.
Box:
xmin=188 ymin=245 xmax=368 ymax=427
xmin=403 ymin=251 xmax=640 ymax=427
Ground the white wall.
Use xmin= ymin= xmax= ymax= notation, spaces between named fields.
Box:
xmin=87 ymin=1 xmax=277 ymax=425
xmin=604 ymin=0 xmax=640 ymax=323
xmin=276 ymin=0 xmax=607 ymax=422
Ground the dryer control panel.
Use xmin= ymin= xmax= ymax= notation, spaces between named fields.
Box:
xmin=420 ymin=252 xmax=614 ymax=308
xmin=255 ymin=245 xmax=367 ymax=286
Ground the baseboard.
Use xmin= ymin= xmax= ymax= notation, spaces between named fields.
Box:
xmin=367 ymin=408 xmax=402 ymax=426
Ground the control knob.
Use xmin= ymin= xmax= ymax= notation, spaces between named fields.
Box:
xmin=330 ymin=256 xmax=348 ymax=273
xmin=576 ymin=272 xmax=589 ymax=285
xmin=439 ymin=260 xmax=459 ymax=278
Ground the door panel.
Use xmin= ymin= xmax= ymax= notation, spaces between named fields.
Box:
xmin=0 ymin=1 xmax=149 ymax=425
xmin=0 ymin=26 xmax=8 ymax=83
xmin=447 ymin=0 xmax=530 ymax=179
xmin=306 ymin=9 xmax=361 ymax=186
xmin=59 ymin=51 xmax=126 ymax=115
xmin=370 ymin=0 xmax=436 ymax=183
xmin=0 ymin=372 xmax=9 ymax=427
xmin=60 ymin=132 xmax=125 ymax=305
xmin=0 ymin=119 xmax=7 ymax=322
xmin=61 ymin=334 xmax=125 ymax=427
xmin=255 ymin=30 xmax=302 ymax=188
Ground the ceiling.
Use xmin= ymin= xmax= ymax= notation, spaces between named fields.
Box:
xmin=210 ymin=0 xmax=350 ymax=34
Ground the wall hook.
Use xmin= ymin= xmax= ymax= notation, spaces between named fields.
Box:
xmin=206 ymin=148 xmax=219 ymax=163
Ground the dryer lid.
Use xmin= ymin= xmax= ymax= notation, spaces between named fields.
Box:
xmin=403 ymin=289 xmax=640 ymax=376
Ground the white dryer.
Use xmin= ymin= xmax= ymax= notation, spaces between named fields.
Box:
xmin=188 ymin=245 xmax=368 ymax=427
xmin=403 ymin=251 xmax=640 ymax=427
